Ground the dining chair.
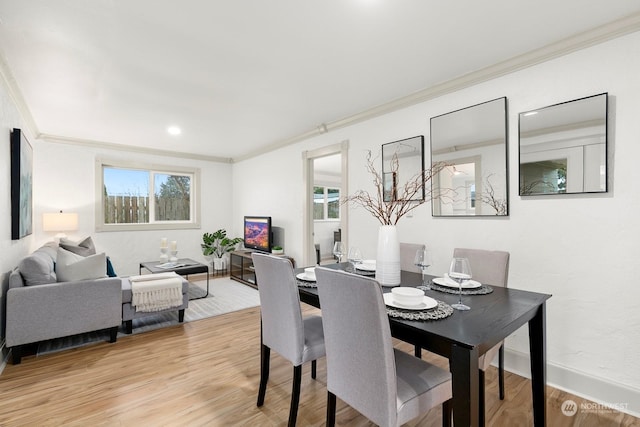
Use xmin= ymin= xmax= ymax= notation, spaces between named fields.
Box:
xmin=399 ymin=242 xmax=425 ymax=274
xmin=454 ymin=247 xmax=510 ymax=426
xmin=251 ymin=253 xmax=326 ymax=427
xmin=315 ymin=267 xmax=452 ymax=427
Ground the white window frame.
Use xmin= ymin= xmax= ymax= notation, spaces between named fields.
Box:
xmin=313 ymin=186 xmax=341 ymax=221
xmin=95 ymin=158 xmax=201 ymax=232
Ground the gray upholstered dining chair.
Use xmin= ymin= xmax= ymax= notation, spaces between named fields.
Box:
xmin=251 ymin=253 xmax=326 ymax=427
xmin=315 ymin=267 xmax=452 ymax=427
xmin=399 ymin=242 xmax=425 ymax=274
xmin=454 ymin=247 xmax=510 ymax=426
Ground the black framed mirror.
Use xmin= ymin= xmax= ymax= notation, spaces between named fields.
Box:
xmin=430 ymin=97 xmax=508 ymax=216
xmin=519 ymin=93 xmax=608 ymax=196
xmin=382 ymin=135 xmax=424 ymax=201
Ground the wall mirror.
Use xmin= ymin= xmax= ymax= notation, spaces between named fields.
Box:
xmin=430 ymin=97 xmax=508 ymax=216
xmin=519 ymin=93 xmax=608 ymax=196
xmin=382 ymin=135 xmax=424 ymax=201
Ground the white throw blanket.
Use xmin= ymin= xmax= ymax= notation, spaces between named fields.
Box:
xmin=129 ymin=272 xmax=184 ymax=313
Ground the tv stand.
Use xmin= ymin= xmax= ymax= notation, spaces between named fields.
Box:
xmin=230 ymin=250 xmax=295 ymax=288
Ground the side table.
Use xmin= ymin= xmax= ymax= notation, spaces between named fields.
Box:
xmin=139 ymin=258 xmax=209 ymax=299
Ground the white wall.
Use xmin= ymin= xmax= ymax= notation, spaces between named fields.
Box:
xmin=32 ymin=141 xmax=234 ymax=277
xmin=0 ymin=72 xmax=34 ymax=367
xmin=232 ymin=31 xmax=640 ymax=414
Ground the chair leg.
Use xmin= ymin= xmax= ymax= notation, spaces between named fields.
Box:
xmin=499 ymin=343 xmax=505 ymax=400
xmin=479 ymin=369 xmax=486 ymax=427
xmin=257 ymin=344 xmax=270 ymax=407
xmin=288 ymin=365 xmax=302 ymax=427
xmin=442 ymin=399 xmax=452 ymax=427
xmin=311 ymin=360 xmax=317 ymax=379
xmin=414 ymin=344 xmax=422 ymax=358
xmin=327 ymin=391 xmax=337 ymax=427
xmin=178 ymin=309 xmax=185 ymax=323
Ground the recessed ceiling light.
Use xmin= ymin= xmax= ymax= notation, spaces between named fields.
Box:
xmin=167 ymin=126 xmax=181 ymax=135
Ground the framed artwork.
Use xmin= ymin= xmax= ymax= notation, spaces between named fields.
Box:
xmin=11 ymin=128 xmax=33 ymax=240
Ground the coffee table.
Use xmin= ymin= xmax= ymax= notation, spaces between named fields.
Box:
xmin=139 ymin=258 xmax=209 ymax=299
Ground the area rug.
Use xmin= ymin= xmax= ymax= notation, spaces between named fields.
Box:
xmin=37 ymin=277 xmax=260 ymax=356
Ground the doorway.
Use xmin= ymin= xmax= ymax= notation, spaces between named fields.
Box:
xmin=302 ymin=141 xmax=349 ymax=267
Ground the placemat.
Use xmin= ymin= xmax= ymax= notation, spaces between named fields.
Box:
xmin=419 ymin=283 xmax=494 ymax=295
xmin=296 ymin=278 xmax=317 ymax=288
xmin=386 ymin=300 xmax=453 ymax=321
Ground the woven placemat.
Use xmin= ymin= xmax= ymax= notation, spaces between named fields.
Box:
xmin=296 ymin=278 xmax=317 ymax=288
xmin=419 ymin=283 xmax=494 ymax=295
xmin=386 ymin=300 xmax=453 ymax=321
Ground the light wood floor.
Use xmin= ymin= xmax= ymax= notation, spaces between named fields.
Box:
xmin=1 ymin=304 xmax=638 ymax=426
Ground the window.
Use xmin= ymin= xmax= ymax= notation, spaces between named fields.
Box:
xmin=96 ymin=159 xmax=200 ymax=231
xmin=313 ymin=186 xmax=340 ymax=220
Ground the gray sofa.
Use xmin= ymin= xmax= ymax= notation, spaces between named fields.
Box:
xmin=7 ymin=242 xmax=122 ymax=364
xmin=7 ymin=242 xmax=190 ymax=364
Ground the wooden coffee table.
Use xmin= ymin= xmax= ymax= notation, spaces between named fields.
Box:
xmin=139 ymin=258 xmax=209 ymax=299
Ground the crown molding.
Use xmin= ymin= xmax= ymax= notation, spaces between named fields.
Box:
xmin=40 ymin=134 xmax=233 ymax=164
xmin=234 ymin=12 xmax=640 ymax=163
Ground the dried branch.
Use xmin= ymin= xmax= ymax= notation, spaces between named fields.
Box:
xmin=479 ymin=174 xmax=507 ymax=215
xmin=342 ymin=150 xmax=450 ymax=225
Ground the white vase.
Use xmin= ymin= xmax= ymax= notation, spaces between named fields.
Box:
xmin=375 ymin=225 xmax=401 ymax=287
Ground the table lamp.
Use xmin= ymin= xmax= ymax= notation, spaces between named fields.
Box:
xmin=43 ymin=211 xmax=79 ymax=240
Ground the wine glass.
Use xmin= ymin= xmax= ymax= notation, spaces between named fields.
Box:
xmin=414 ymin=248 xmax=432 ymax=289
xmin=347 ymin=246 xmax=363 ymax=272
xmin=449 ymin=257 xmax=472 ymax=311
xmin=333 ymin=242 xmax=345 ymax=263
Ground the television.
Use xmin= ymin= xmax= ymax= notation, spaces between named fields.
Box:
xmin=244 ymin=216 xmax=272 ymax=253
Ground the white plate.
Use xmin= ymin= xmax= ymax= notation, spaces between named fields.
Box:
xmin=355 ymin=260 xmax=376 ymax=272
xmin=383 ymin=293 xmax=438 ymax=310
xmin=296 ymin=273 xmax=316 ymax=282
xmin=432 ymin=277 xmax=482 ymax=289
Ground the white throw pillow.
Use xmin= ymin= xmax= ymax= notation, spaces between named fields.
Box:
xmin=56 ymin=248 xmax=107 ymax=282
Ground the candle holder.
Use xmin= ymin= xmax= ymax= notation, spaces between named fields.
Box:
xmin=160 ymin=246 xmax=169 ymax=262
xmin=169 ymin=250 xmax=178 ymax=263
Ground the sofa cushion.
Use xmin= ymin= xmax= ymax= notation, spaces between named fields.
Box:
xmin=17 ymin=249 xmax=57 ymax=286
xmin=56 ymin=248 xmax=107 ymax=282
xmin=59 ymin=236 xmax=96 ymax=257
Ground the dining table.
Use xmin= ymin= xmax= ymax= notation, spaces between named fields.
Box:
xmin=296 ymin=263 xmax=551 ymax=427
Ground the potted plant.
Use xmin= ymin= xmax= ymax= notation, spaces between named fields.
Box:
xmin=271 ymin=245 xmax=284 ymax=255
xmin=201 ymin=229 xmax=243 ymax=270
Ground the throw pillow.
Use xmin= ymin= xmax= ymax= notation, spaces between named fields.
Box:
xmin=56 ymin=248 xmax=107 ymax=282
xmin=59 ymin=236 xmax=97 ymax=257
xmin=18 ymin=249 xmax=57 ymax=286
xmin=106 ymin=256 xmax=117 ymax=277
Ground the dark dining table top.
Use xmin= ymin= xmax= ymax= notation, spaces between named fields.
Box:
xmin=297 ymin=264 xmax=551 ymax=357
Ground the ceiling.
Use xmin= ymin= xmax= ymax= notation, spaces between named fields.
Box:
xmin=1 ymin=1 xmax=639 ymax=162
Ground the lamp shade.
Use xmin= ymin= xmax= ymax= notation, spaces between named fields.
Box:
xmin=43 ymin=212 xmax=79 ymax=232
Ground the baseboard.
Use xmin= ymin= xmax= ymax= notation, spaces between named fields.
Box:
xmin=0 ymin=340 xmax=8 ymax=375
xmin=502 ymin=348 xmax=640 ymax=418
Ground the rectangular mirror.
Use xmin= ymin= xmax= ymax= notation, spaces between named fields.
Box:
xmin=430 ymin=97 xmax=508 ymax=216
xmin=382 ymin=135 xmax=424 ymax=201
xmin=519 ymin=93 xmax=608 ymax=196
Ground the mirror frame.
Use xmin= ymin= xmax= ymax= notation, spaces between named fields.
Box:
xmin=382 ymin=135 xmax=425 ymax=202
xmin=430 ymin=97 xmax=509 ymax=217
xmin=518 ymin=92 xmax=608 ymax=196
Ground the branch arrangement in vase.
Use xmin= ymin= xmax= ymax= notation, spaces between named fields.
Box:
xmin=342 ymin=150 xmax=450 ymax=225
